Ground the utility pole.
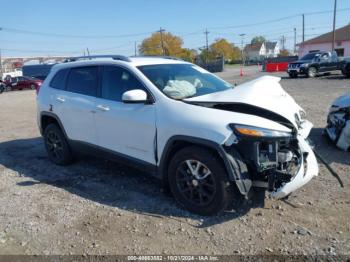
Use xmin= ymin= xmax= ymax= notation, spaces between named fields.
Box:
xmin=294 ymin=28 xmax=297 ymax=55
xmin=204 ymin=28 xmax=209 ymax=64
xmin=280 ymin=35 xmax=286 ymax=50
xmin=159 ymin=27 xmax=165 ymax=55
xmin=0 ymin=48 xmax=2 ymax=80
xmin=302 ymin=14 xmax=305 ymax=43
xmin=86 ymin=48 xmax=90 ymax=57
xmin=134 ymin=42 xmax=137 ymax=56
xmin=239 ymin=33 xmax=245 ymax=76
xmin=0 ymin=27 xmax=2 ymax=79
xmin=332 ymin=0 xmax=337 ymax=51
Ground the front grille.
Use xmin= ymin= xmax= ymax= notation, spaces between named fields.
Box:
xmin=289 ymin=64 xmax=300 ymax=69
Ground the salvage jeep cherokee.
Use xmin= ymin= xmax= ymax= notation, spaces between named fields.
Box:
xmin=37 ymin=55 xmax=319 ymax=215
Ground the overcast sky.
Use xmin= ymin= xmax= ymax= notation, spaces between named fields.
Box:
xmin=0 ymin=0 xmax=349 ymax=57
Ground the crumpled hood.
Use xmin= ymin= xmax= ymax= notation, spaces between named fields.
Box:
xmin=184 ymin=76 xmax=305 ymax=129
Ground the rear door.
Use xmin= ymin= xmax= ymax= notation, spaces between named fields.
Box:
xmin=11 ymin=77 xmax=20 ymax=90
xmin=51 ymin=66 xmax=98 ymax=145
xmin=94 ymin=65 xmax=156 ymax=164
xmin=17 ymin=77 xmax=26 ymax=89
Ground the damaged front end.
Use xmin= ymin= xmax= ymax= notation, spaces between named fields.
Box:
xmin=222 ymin=121 xmax=318 ymax=199
xmin=326 ymin=104 xmax=350 ymax=151
xmin=184 ymin=76 xmax=319 ymax=198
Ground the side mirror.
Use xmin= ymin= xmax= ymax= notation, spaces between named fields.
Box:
xmin=122 ymin=89 xmax=149 ymax=103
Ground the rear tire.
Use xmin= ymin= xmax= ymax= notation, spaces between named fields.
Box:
xmin=44 ymin=123 xmax=73 ymax=165
xmin=168 ymin=146 xmax=239 ymax=215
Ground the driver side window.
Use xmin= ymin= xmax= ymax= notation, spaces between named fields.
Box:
xmin=321 ymin=53 xmax=329 ymax=60
xmin=101 ymin=66 xmax=146 ymax=102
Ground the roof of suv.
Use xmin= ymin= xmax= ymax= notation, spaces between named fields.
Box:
xmin=52 ymin=56 xmax=189 ymax=72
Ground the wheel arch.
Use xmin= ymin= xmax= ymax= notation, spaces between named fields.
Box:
xmin=159 ymin=135 xmax=239 ymax=190
xmin=40 ymin=112 xmax=68 ymax=139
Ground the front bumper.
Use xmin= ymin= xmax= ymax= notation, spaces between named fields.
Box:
xmin=287 ymin=67 xmax=308 ymax=74
xmin=270 ymin=136 xmax=318 ymax=198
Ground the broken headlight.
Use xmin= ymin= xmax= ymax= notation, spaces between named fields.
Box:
xmin=231 ymin=124 xmax=292 ymax=138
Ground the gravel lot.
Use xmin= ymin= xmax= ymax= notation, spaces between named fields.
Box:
xmin=0 ymin=66 xmax=349 ymax=256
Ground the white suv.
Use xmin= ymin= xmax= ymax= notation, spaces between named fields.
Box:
xmin=37 ymin=55 xmax=318 ymax=215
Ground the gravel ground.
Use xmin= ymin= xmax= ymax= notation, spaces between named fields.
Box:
xmin=0 ymin=66 xmax=349 ymax=256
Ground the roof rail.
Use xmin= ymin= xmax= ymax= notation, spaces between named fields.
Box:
xmin=64 ymin=55 xmax=131 ymax=63
xmin=132 ymin=55 xmax=184 ymax=61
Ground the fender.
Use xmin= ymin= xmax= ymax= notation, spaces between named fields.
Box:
xmin=39 ymin=111 xmax=69 ymax=139
xmin=159 ymin=135 xmax=251 ymax=196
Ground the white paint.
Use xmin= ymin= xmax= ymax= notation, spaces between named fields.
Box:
xmin=37 ymin=57 xmax=318 ymax=198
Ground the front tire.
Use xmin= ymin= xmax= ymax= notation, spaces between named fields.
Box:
xmin=44 ymin=124 xmax=73 ymax=165
xmin=30 ymin=84 xmax=36 ymax=90
xmin=288 ymin=72 xmax=298 ymax=78
xmin=168 ymin=146 xmax=238 ymax=215
xmin=307 ymin=67 xmax=317 ymax=78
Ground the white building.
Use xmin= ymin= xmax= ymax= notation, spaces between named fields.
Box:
xmin=244 ymin=41 xmax=279 ymax=62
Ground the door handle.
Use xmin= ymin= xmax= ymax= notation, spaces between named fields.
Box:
xmin=96 ymin=105 xmax=110 ymax=111
xmin=56 ymin=97 xmax=65 ymax=103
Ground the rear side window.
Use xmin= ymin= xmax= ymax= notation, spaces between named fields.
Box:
xmin=50 ymin=69 xmax=69 ymax=90
xmin=66 ymin=67 xmax=98 ymax=96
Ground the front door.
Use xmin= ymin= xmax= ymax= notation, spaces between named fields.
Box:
xmin=319 ymin=53 xmax=332 ymax=72
xmin=94 ymin=65 xmax=156 ymax=165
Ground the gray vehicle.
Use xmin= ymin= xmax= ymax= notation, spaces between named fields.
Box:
xmin=326 ymin=92 xmax=350 ymax=151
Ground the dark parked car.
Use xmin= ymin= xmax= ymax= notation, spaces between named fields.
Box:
xmin=6 ymin=76 xmax=43 ymax=91
xmin=287 ymin=51 xmax=346 ymax=78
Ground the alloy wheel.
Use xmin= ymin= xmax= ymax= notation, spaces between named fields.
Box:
xmin=46 ymin=130 xmax=64 ymax=161
xmin=176 ymin=159 xmax=216 ymax=206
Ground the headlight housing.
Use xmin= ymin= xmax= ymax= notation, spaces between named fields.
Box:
xmin=230 ymin=124 xmax=292 ymax=138
xmin=300 ymin=63 xmax=309 ymax=68
xmin=329 ymin=105 xmax=340 ymax=113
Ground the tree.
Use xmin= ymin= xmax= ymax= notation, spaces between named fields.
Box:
xmin=251 ymin=36 xmax=267 ymax=45
xmin=139 ymin=32 xmax=196 ymax=62
xmin=279 ymin=49 xmax=291 ymax=56
xmin=177 ymin=48 xmax=198 ymax=62
xmin=210 ymin=38 xmax=241 ymax=61
xmin=139 ymin=32 xmax=183 ymax=56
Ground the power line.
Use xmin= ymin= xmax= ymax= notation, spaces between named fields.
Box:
xmin=0 ymin=26 xmax=153 ymax=39
xmin=206 ymin=7 xmax=350 ymax=30
xmin=1 ymin=7 xmax=349 ymax=40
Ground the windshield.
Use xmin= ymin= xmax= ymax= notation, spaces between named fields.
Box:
xmin=137 ymin=64 xmax=232 ymax=99
xmin=300 ymin=53 xmax=320 ymax=61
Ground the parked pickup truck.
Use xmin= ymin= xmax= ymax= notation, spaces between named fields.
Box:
xmin=342 ymin=60 xmax=350 ymax=78
xmin=287 ymin=51 xmax=347 ymax=78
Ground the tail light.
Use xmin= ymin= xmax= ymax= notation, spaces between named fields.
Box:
xmin=36 ymin=84 xmax=41 ymax=95
xmin=35 ymin=82 xmax=43 ymax=95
